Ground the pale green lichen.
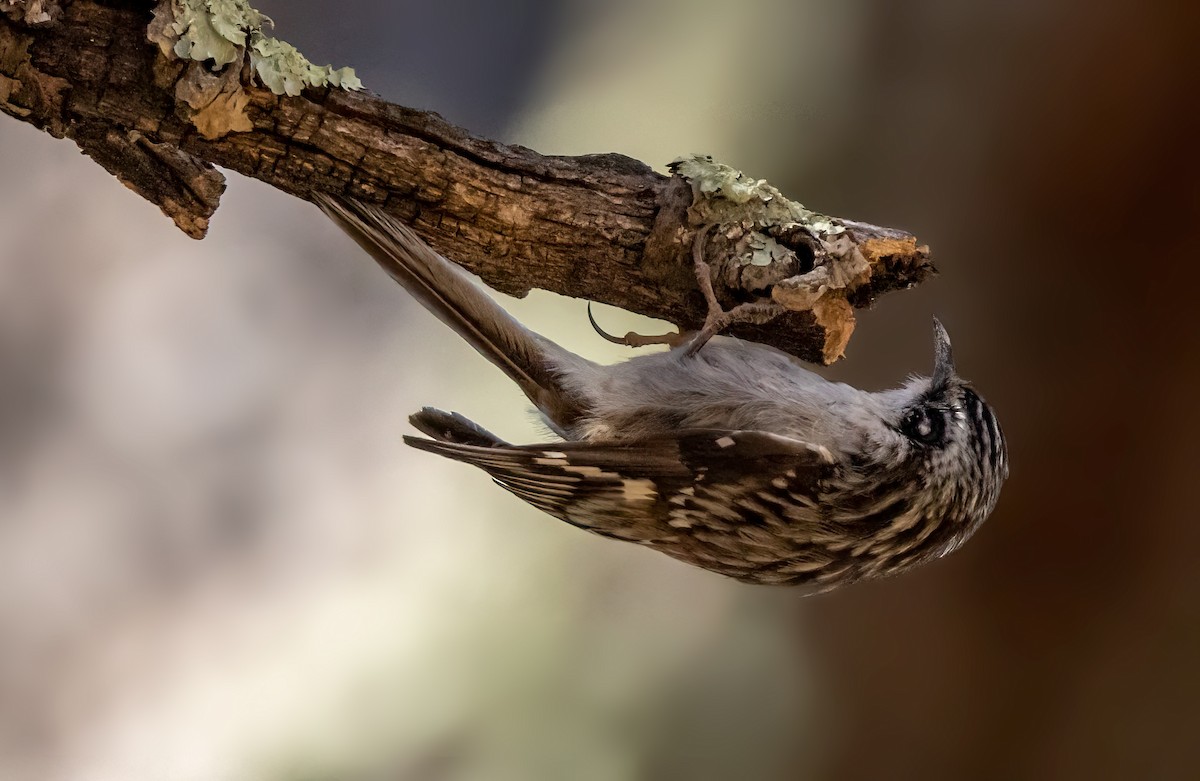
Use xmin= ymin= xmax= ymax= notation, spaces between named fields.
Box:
xmin=249 ymin=36 xmax=362 ymax=97
xmin=167 ymin=0 xmax=263 ymax=66
xmin=150 ymin=0 xmax=362 ymax=95
xmin=746 ymin=234 xmax=792 ymax=267
xmin=668 ymin=154 xmax=845 ymax=239
xmin=668 ymin=155 xmax=869 ymax=361
xmin=671 ymin=155 xmax=769 ymax=205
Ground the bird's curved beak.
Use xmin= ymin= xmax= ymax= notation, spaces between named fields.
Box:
xmin=932 ymin=317 xmax=956 ymax=389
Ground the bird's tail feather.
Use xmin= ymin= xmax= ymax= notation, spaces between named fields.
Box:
xmin=315 ymin=194 xmax=589 ymax=431
xmin=409 ymin=407 xmax=507 ymax=447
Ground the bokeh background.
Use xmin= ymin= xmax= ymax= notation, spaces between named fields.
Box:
xmin=2 ymin=1 xmax=1197 ymax=779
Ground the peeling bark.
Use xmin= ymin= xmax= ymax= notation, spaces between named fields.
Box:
xmin=0 ymin=1 xmax=934 ymax=363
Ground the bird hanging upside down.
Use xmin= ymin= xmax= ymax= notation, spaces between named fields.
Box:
xmin=315 ymin=194 xmax=1007 ymax=592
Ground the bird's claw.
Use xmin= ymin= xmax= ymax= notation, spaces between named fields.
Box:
xmin=587 ymin=302 xmax=685 ymax=348
xmin=586 ymin=225 xmax=785 ymax=355
xmin=684 ymin=224 xmax=785 ymax=356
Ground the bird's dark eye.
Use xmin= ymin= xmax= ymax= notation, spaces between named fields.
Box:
xmin=901 ymin=407 xmax=944 ymax=445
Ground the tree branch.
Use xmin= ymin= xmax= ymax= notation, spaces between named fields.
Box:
xmin=0 ymin=0 xmax=933 ymax=363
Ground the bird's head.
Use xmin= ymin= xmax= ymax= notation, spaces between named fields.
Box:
xmin=876 ymin=318 xmax=1009 ymax=561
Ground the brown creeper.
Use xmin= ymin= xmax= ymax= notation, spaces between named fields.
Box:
xmin=316 ymin=194 xmax=1008 ymax=592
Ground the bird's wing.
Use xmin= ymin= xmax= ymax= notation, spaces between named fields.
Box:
xmin=405 ymin=429 xmax=846 ymax=583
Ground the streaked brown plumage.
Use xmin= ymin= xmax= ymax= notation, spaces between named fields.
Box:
xmin=317 ymin=193 xmax=1007 ymax=591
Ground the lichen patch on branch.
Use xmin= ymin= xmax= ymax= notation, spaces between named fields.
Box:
xmin=0 ymin=1 xmax=934 ymax=361
xmin=146 ymin=0 xmax=361 ymax=139
xmin=668 ymin=154 xmax=922 ymax=362
xmin=669 ymin=154 xmax=844 ymax=237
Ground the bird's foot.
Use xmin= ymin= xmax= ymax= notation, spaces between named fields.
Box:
xmin=684 ymin=225 xmax=785 ymax=356
xmin=586 ymin=303 xmax=686 ymax=348
xmin=585 ymin=225 xmax=785 ymax=355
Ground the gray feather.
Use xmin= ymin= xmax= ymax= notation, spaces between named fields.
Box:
xmin=318 ymin=194 xmax=1008 ymax=590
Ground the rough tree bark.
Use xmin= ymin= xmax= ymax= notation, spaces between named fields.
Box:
xmin=0 ymin=0 xmax=933 ymax=363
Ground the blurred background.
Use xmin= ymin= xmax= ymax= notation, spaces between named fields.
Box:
xmin=1 ymin=0 xmax=1197 ymax=779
